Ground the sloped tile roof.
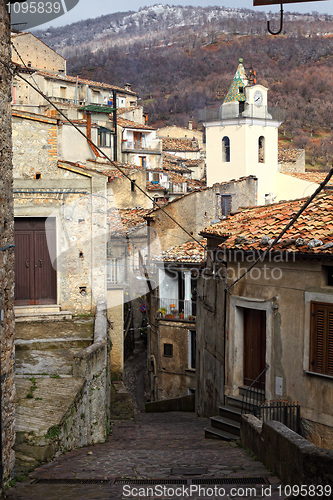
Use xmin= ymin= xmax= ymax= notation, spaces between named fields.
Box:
xmin=33 ymin=70 xmax=137 ymax=95
xmin=58 ymin=160 xmax=143 ymax=180
xmin=117 ymin=117 xmax=156 ymax=130
xmin=108 ymin=207 xmax=149 ymax=236
xmin=117 ymin=106 xmax=141 ymax=115
xmin=154 ymin=239 xmax=206 ymax=264
xmin=201 ymin=191 xmax=333 ymax=256
xmin=146 ymin=182 xmax=165 ymax=191
xmin=162 ymin=154 xmax=192 ymax=173
xmin=278 ymin=148 xmax=304 ymax=163
xmin=162 ymin=138 xmax=200 ymax=152
xmin=224 ymin=60 xmax=247 ymax=103
xmin=285 ymin=172 xmax=333 ymax=186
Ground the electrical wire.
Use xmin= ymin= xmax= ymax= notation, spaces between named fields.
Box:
xmin=1 ymin=54 xmax=206 ymax=251
xmin=226 ymin=167 xmax=333 ymax=291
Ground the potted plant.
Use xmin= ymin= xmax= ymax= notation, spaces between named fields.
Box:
xmin=157 ymin=307 xmax=167 ymax=318
xmin=188 ymin=315 xmax=196 ymax=321
xmin=179 ymin=311 xmax=184 ymax=320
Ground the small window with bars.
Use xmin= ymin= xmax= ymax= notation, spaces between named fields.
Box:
xmin=310 ymin=301 xmax=333 ymax=376
xmin=163 ymin=343 xmax=173 ymax=357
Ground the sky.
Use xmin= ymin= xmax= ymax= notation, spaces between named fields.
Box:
xmin=36 ymin=0 xmax=333 ymax=30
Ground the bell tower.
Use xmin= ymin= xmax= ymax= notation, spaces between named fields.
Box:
xmin=205 ymin=59 xmax=282 ymax=205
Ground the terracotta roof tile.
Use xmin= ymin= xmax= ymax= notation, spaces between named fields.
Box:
xmin=201 ymin=191 xmax=333 ymax=256
xmin=154 ymin=239 xmax=206 ymax=264
xmin=33 ymin=70 xmax=137 ymax=95
xmin=162 ymin=138 xmax=200 ymax=152
xmin=108 ymin=207 xmax=149 ymax=236
xmin=278 ymin=148 xmax=304 ymax=163
xmin=285 ymin=172 xmax=333 ymax=185
xmin=117 ymin=117 xmax=156 ymax=130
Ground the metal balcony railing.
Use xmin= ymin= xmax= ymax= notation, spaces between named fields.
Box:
xmin=122 ymin=140 xmax=162 ymax=152
xmin=157 ymin=297 xmax=196 ymax=319
xmin=107 ymin=257 xmax=118 ymax=284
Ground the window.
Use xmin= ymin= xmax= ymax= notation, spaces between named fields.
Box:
xmin=222 ymin=136 xmax=230 ymax=163
xmin=310 ymin=302 xmax=333 ymax=376
xmin=140 ymin=156 xmax=147 ymax=168
xmin=221 ymin=194 xmax=232 ymax=217
xmin=60 ymin=86 xmax=66 ymax=98
xmin=323 ymin=266 xmax=333 ymax=287
xmin=188 ymin=330 xmax=196 ymax=369
xmin=164 ymin=343 xmax=173 ymax=357
xmin=98 ymin=129 xmax=111 ymax=148
xmin=258 ymin=136 xmax=265 ymax=163
xmin=152 ymin=172 xmax=159 ymax=183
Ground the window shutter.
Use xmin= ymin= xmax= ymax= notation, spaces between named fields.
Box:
xmin=310 ymin=302 xmax=333 ymax=376
xmin=328 ymin=310 xmax=333 ymax=376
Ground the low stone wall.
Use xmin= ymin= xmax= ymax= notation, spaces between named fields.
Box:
xmin=241 ymin=414 xmax=333 ymax=488
xmin=72 ymin=300 xmax=112 ymax=444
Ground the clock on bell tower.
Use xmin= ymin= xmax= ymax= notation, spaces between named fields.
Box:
xmin=204 ymin=59 xmax=282 ymax=205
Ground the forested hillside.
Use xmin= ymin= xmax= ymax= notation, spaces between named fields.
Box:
xmin=35 ymin=4 xmax=333 ymax=169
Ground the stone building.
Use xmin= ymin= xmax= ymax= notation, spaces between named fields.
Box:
xmin=0 ymin=0 xmax=16 ymax=484
xmin=145 ymin=177 xmax=258 ymax=401
xmin=197 ymin=190 xmax=333 ymax=448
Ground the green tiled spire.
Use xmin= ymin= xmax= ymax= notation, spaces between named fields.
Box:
xmin=224 ymin=58 xmax=247 ymax=103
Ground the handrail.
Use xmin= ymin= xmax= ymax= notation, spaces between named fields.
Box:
xmin=241 ymin=364 xmax=269 ymax=415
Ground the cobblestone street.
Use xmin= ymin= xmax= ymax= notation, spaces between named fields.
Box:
xmin=6 ymin=411 xmax=284 ymax=500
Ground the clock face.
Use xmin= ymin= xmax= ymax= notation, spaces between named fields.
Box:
xmin=254 ymin=90 xmax=263 ymax=107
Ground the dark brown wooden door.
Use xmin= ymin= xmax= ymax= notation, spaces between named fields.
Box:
xmin=15 ymin=218 xmax=57 ymax=305
xmin=243 ymin=308 xmax=266 ymax=388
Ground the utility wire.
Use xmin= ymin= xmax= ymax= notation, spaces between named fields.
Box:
xmin=226 ymin=167 xmax=333 ymax=291
xmin=11 ymin=41 xmax=43 ymax=95
xmin=1 ymin=56 xmax=205 ymax=251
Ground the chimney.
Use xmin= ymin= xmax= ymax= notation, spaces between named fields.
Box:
xmin=124 ymin=83 xmax=132 ymax=92
xmin=188 ymin=121 xmax=193 ymax=130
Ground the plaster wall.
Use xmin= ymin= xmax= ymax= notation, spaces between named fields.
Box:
xmin=275 ymin=172 xmax=318 ymax=202
xmin=206 ymin=119 xmax=279 ymax=204
xmin=148 ymin=177 xmax=257 ymax=256
xmin=225 ymin=258 xmax=333 ymax=447
xmin=109 ymin=170 xmax=153 ymax=209
xmin=13 ymin=176 xmax=108 ymax=314
xmin=11 ymin=33 xmax=66 ymax=73
xmin=153 ymin=321 xmax=196 ymax=400
xmin=107 ymin=287 xmax=124 ymax=377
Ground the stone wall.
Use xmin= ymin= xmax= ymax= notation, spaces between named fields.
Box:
xmin=0 ymin=0 xmax=16 ymax=484
xmin=241 ymin=414 xmax=333 ymax=491
xmin=11 ymin=32 xmax=66 ymax=74
xmin=148 ymin=177 xmax=258 ymax=257
xmin=72 ymin=300 xmax=111 ymax=444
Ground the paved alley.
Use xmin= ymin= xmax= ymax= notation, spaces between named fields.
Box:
xmin=6 ymin=411 xmax=284 ymax=500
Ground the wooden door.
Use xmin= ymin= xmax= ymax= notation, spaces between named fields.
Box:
xmin=243 ymin=308 xmax=266 ymax=388
xmin=133 ymin=131 xmax=142 ymax=147
xmin=15 ymin=218 xmax=57 ymax=305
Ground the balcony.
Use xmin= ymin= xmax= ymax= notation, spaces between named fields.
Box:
xmin=156 ymin=297 xmax=196 ymax=321
xmin=107 ymin=257 xmax=118 ymax=284
xmin=121 ymin=139 xmax=162 ymax=154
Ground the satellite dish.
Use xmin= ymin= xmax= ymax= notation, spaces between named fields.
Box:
xmin=8 ymin=0 xmax=80 ymax=30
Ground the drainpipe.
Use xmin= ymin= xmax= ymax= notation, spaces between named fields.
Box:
xmin=223 ymin=261 xmax=228 ymax=403
xmin=112 ymin=90 xmax=117 ymax=162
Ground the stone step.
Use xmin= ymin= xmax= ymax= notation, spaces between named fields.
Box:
xmin=15 ymin=310 xmax=73 ymax=323
xmin=238 ymin=385 xmax=265 ymax=401
xmin=15 ymin=337 xmax=91 ymax=350
xmin=218 ymin=404 xmax=242 ymax=422
xmin=204 ymin=426 xmax=238 ymax=441
xmin=210 ymin=415 xmax=241 ymax=434
xmin=15 ymin=305 xmax=61 ymax=314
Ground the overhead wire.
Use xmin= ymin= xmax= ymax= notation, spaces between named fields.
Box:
xmin=2 ymin=49 xmax=332 ymax=289
xmin=226 ymin=167 xmax=333 ymax=291
xmin=0 ymin=53 xmax=206 ymax=251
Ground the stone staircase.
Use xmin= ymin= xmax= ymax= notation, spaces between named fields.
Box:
xmin=15 ymin=305 xmax=72 ymax=322
xmin=204 ymin=386 xmax=265 ymax=440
